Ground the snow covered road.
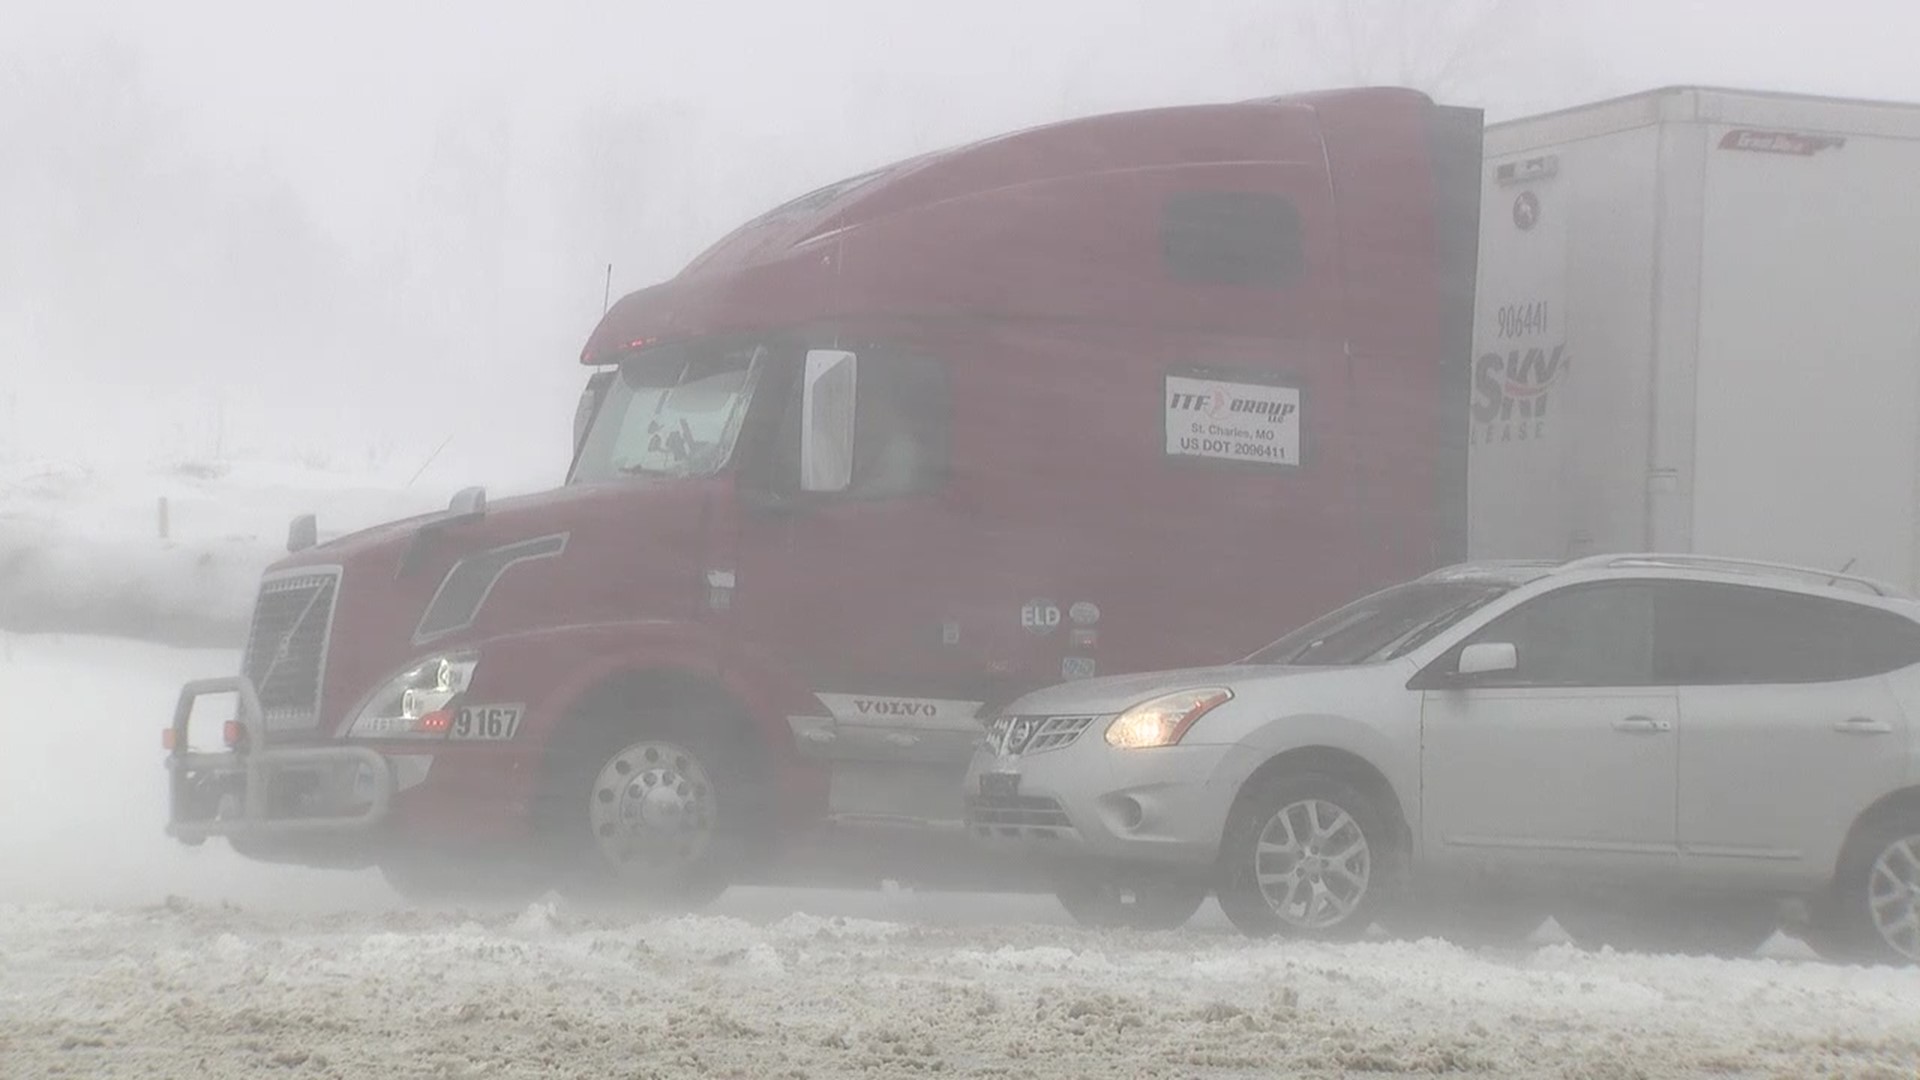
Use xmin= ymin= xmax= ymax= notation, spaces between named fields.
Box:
xmin=4 ymin=635 xmax=1919 ymax=1078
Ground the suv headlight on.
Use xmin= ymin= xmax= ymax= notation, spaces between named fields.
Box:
xmin=1104 ymin=688 xmax=1234 ymax=749
xmin=346 ymin=651 xmax=479 ymax=738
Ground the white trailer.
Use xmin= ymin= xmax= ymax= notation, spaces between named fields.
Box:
xmin=1468 ymin=86 xmax=1920 ymax=590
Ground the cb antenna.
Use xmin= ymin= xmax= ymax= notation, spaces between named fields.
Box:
xmin=602 ymin=263 xmax=613 ymax=315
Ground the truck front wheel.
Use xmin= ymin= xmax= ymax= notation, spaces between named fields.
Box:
xmin=544 ymin=710 xmax=760 ymax=911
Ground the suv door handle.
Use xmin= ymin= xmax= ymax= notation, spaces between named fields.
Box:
xmin=1833 ymin=717 xmax=1894 ymax=736
xmin=1613 ymin=716 xmax=1672 ymax=733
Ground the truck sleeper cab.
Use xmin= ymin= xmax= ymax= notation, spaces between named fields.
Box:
xmin=164 ymin=88 xmax=1484 ymax=905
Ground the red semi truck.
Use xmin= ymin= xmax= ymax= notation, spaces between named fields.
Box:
xmin=164 ymin=88 xmax=1484 ymax=911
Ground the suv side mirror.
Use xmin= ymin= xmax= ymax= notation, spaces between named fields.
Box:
xmin=1457 ymin=641 xmax=1518 ymax=677
xmin=801 ymin=349 xmax=857 ymax=493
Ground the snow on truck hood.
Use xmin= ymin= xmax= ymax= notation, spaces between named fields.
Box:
xmin=280 ymin=482 xmax=637 ymax=567
xmin=269 ymin=478 xmax=723 ymax=602
xmin=249 ymin=476 xmax=725 ymax=662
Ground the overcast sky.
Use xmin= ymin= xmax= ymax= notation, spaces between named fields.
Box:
xmin=7 ymin=0 xmax=1920 ymax=487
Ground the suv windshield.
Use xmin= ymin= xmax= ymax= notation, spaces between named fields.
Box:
xmin=1244 ymin=581 xmax=1511 ymax=666
xmin=570 ymin=339 xmax=772 ymax=483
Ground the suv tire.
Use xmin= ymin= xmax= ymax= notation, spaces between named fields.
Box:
xmin=1809 ymin=809 xmax=1920 ymax=966
xmin=1216 ymin=771 xmax=1395 ymax=940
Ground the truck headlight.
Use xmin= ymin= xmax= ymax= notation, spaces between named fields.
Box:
xmin=1104 ymin=688 xmax=1233 ymax=749
xmin=346 ymin=652 xmax=479 ymax=739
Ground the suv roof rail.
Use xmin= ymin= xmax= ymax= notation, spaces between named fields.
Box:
xmin=1417 ymin=559 xmax=1561 ymax=581
xmin=1557 ymin=552 xmax=1909 ymax=598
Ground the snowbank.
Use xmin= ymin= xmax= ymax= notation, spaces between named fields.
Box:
xmin=4 ymin=899 xmax=1917 ymax=1079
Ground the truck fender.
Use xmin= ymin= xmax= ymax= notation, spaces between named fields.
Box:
xmin=464 ymin=619 xmax=828 ymax=823
xmin=465 ymin=621 xmax=759 ymax=742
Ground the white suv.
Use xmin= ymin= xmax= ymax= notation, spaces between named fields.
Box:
xmin=965 ymin=554 xmax=1920 ymax=964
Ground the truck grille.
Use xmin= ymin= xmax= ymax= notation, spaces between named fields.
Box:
xmin=240 ymin=570 xmax=340 ymax=730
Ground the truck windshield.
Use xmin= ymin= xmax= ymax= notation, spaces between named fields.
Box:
xmin=571 ymin=340 xmax=770 ymax=483
xmin=1243 ymin=581 xmax=1510 ymax=666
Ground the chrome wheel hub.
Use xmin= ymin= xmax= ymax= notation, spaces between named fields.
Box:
xmin=1868 ymin=835 xmax=1920 ymax=962
xmin=588 ymin=741 xmax=716 ymax=877
xmin=1254 ymin=798 xmax=1370 ymax=930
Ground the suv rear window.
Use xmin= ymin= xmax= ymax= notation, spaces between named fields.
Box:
xmin=1654 ymin=582 xmax=1920 ymax=684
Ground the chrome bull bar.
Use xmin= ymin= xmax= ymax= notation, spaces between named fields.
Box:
xmin=165 ymin=675 xmax=393 ymax=841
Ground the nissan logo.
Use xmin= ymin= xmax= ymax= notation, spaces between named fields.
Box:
xmin=1003 ymin=717 xmax=1036 ymax=755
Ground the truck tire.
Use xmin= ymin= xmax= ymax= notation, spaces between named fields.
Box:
xmin=1807 ymin=810 xmax=1920 ymax=966
xmin=1556 ymin=898 xmax=1778 ymax=959
xmin=1054 ymin=873 xmax=1207 ymax=931
xmin=543 ymin=706 xmax=762 ymax=912
xmin=1215 ymin=771 xmax=1394 ymax=940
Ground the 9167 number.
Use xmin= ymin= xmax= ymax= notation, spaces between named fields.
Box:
xmin=451 ymin=705 xmax=523 ymax=741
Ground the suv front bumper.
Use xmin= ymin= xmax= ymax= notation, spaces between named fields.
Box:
xmin=962 ymin=737 xmax=1248 ymax=870
xmin=164 ymin=676 xmax=393 ymax=844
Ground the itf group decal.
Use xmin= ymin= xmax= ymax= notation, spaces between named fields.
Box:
xmin=1164 ymin=374 xmax=1301 ymax=466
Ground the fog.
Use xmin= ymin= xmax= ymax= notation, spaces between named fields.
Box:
xmin=10 ymin=5 xmax=1920 ymax=1073
xmin=8 ymin=0 xmax=1920 ymax=490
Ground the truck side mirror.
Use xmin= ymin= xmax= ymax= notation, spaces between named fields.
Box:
xmin=1457 ymin=641 xmax=1518 ymax=677
xmin=575 ymin=370 xmax=615 ymax=454
xmin=801 ymin=349 xmax=857 ymax=493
